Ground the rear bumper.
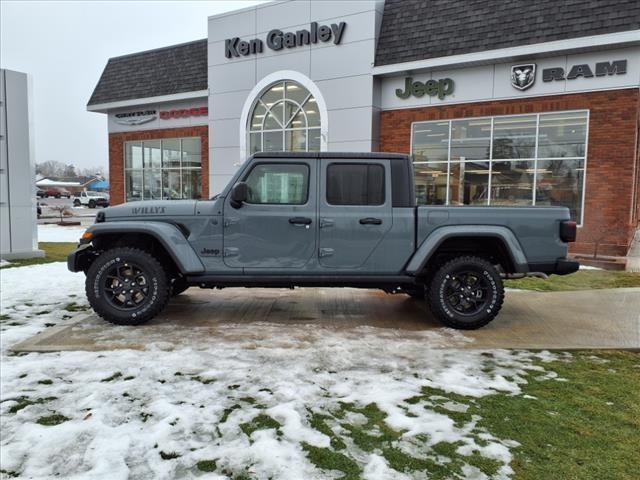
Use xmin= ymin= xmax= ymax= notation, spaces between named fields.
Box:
xmin=67 ymin=244 xmax=95 ymax=272
xmin=528 ymin=258 xmax=580 ymax=276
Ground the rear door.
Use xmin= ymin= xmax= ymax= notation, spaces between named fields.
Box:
xmin=223 ymin=159 xmax=317 ymax=269
xmin=318 ymin=159 xmax=392 ymax=270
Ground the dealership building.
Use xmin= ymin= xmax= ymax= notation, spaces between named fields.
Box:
xmin=88 ymin=0 xmax=640 ymax=260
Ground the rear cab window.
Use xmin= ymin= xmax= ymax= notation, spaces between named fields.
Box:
xmin=326 ymin=163 xmax=385 ymax=206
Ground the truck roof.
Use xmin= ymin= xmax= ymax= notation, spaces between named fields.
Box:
xmin=251 ymin=152 xmax=409 ymax=161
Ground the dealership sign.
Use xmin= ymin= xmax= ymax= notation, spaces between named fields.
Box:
xmin=114 ymin=110 xmax=157 ymax=126
xmin=395 ymin=77 xmax=455 ymax=100
xmin=543 ymin=59 xmax=627 ymax=82
xmin=159 ymin=107 xmax=208 ymax=119
xmin=225 ymin=21 xmax=347 ymax=58
xmin=510 ymin=59 xmax=627 ymax=90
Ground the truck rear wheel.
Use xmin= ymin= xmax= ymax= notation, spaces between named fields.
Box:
xmin=85 ymin=247 xmax=170 ymax=325
xmin=427 ymin=256 xmax=504 ymax=330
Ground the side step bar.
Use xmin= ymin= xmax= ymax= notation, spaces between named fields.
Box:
xmin=184 ymin=275 xmax=414 ymax=289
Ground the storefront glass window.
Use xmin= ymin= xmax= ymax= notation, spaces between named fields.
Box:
xmin=411 ymin=110 xmax=588 ymax=223
xmin=248 ymin=80 xmax=321 ymax=153
xmin=124 ymin=137 xmax=202 ymax=201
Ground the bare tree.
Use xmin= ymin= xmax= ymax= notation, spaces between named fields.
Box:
xmin=49 ymin=204 xmax=74 ymax=225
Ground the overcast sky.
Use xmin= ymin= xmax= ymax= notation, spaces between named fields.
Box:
xmin=1 ymin=0 xmax=265 ymax=171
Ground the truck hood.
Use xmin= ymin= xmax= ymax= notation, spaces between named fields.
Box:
xmin=103 ymin=200 xmax=198 ymax=220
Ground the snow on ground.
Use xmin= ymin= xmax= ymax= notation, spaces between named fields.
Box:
xmin=37 ymin=224 xmax=86 ymax=243
xmin=0 ymin=263 xmax=564 ymax=480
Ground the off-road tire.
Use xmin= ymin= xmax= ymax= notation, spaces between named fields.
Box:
xmin=88 ymin=200 xmax=96 ymax=208
xmin=85 ymin=247 xmax=170 ymax=325
xmin=170 ymin=277 xmax=190 ymax=297
xmin=73 ymin=199 xmax=81 ymax=207
xmin=427 ymin=256 xmax=504 ymax=330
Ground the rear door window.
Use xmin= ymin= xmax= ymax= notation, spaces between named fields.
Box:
xmin=326 ymin=163 xmax=385 ymax=206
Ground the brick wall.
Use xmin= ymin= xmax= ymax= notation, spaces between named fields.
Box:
xmin=380 ymin=89 xmax=640 ymax=256
xmin=108 ymin=125 xmax=209 ymax=206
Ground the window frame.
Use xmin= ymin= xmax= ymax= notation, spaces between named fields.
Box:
xmin=410 ymin=109 xmax=589 ymax=226
xmin=248 ymin=80 xmax=321 ymax=155
xmin=123 ymin=137 xmax=202 ymax=202
xmin=241 ymin=161 xmax=311 ymax=206
xmin=325 ymin=162 xmax=386 ymax=207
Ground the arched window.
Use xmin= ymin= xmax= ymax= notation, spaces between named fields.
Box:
xmin=248 ymin=80 xmax=321 ymax=154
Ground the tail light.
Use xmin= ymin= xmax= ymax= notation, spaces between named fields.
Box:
xmin=560 ymin=220 xmax=577 ymax=243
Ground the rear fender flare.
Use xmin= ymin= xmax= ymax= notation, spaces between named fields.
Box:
xmin=87 ymin=221 xmax=205 ymax=274
xmin=405 ymin=225 xmax=528 ymax=274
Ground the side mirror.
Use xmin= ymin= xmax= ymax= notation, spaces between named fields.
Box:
xmin=230 ymin=182 xmax=248 ymax=209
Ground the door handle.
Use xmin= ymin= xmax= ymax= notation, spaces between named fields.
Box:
xmin=289 ymin=217 xmax=312 ymax=225
xmin=359 ymin=217 xmax=382 ymax=225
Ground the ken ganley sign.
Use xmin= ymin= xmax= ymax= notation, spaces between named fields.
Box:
xmin=225 ymin=21 xmax=347 ymax=58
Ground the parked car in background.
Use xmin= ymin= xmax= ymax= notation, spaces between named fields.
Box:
xmin=42 ymin=187 xmax=71 ymax=198
xmin=73 ymin=190 xmax=110 ymax=208
xmin=36 ymin=188 xmax=46 ymax=198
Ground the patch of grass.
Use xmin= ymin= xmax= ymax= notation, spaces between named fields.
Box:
xmin=8 ymin=396 xmax=57 ymax=414
xmin=0 ymin=469 xmax=20 ymax=478
xmin=35 ymin=310 xmax=51 ymax=315
xmin=336 ymin=402 xmax=402 ymax=452
xmin=123 ymin=375 xmax=135 ymax=381
xmin=0 ymin=314 xmax=11 ymax=321
xmin=0 ymin=242 xmax=77 ymax=269
xmin=37 ymin=379 xmax=53 ymax=385
xmin=63 ymin=302 xmax=87 ymax=312
xmin=140 ymin=412 xmax=152 ymax=423
xmin=474 ymin=351 xmax=639 ymax=480
xmin=196 ymin=460 xmax=217 ymax=472
xmin=190 ymin=375 xmax=215 ymax=384
xmin=36 ymin=413 xmax=69 ymax=426
xmin=220 ymin=404 xmax=241 ymax=423
xmin=227 ymin=384 xmax=240 ymax=390
xmin=302 ymin=443 xmax=360 ymax=480
xmin=159 ymin=451 xmax=181 ymax=460
xmin=100 ymin=372 xmax=122 ymax=382
xmin=505 ymin=270 xmax=640 ymax=291
xmin=240 ymin=414 xmax=281 ymax=437
xmin=308 ymin=411 xmax=346 ymax=450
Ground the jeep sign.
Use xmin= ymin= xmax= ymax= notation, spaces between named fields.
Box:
xmin=395 ymin=77 xmax=455 ymax=100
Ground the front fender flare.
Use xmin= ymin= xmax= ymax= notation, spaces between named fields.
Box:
xmin=87 ymin=221 xmax=205 ymax=274
xmin=405 ymin=225 xmax=529 ymax=274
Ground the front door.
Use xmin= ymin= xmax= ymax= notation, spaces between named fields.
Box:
xmin=318 ymin=159 xmax=392 ymax=270
xmin=223 ymin=160 xmax=316 ymax=269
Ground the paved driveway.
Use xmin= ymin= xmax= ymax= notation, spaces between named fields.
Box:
xmin=12 ymin=287 xmax=640 ymax=352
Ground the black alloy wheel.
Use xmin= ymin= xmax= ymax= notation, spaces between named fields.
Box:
xmin=85 ymin=247 xmax=170 ymax=325
xmin=427 ymin=256 xmax=504 ymax=330
xmin=103 ymin=262 xmax=151 ymax=311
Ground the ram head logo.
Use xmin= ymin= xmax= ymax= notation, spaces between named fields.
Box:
xmin=511 ymin=64 xmax=536 ymax=90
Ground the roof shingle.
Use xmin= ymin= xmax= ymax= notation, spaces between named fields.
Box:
xmin=375 ymin=0 xmax=640 ymax=66
xmin=88 ymin=39 xmax=207 ymax=106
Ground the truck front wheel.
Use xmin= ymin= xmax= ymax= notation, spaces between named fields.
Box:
xmin=85 ymin=247 xmax=170 ymax=325
xmin=427 ymin=256 xmax=504 ymax=330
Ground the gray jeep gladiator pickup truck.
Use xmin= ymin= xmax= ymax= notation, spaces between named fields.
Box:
xmin=68 ymin=152 xmax=579 ymax=329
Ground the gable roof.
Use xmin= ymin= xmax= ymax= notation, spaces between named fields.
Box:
xmin=375 ymin=0 xmax=640 ymax=66
xmin=87 ymin=39 xmax=207 ymax=107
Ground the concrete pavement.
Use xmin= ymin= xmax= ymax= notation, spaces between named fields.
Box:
xmin=11 ymin=287 xmax=640 ymax=352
